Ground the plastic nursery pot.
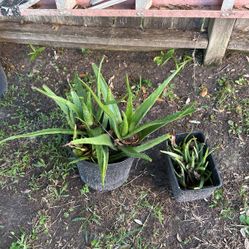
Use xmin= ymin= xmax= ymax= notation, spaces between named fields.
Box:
xmin=0 ymin=63 xmax=8 ymax=97
xmin=77 ymin=158 xmax=135 ymax=191
xmin=163 ymin=131 xmax=222 ymax=202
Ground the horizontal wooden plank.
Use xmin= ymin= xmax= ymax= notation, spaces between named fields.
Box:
xmin=234 ymin=18 xmax=249 ymax=31
xmin=228 ymin=31 xmax=249 ymax=51
xmin=0 ymin=9 xmax=248 ymax=19
xmin=0 ymin=22 xmax=208 ymax=50
xmin=0 ymin=15 xmax=115 ymax=27
xmin=0 ymin=15 xmax=207 ymax=30
xmin=76 ymin=0 xmax=245 ymax=8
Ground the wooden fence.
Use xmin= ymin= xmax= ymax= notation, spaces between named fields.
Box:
xmin=0 ymin=0 xmax=248 ymax=64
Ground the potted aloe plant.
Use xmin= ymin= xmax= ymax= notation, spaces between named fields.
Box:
xmin=161 ymin=132 xmax=222 ymax=202
xmin=0 ymin=58 xmax=195 ymax=191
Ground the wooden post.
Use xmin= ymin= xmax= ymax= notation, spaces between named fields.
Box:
xmin=136 ymin=0 xmax=152 ymax=10
xmin=55 ymin=0 xmax=77 ymax=9
xmin=204 ymin=0 xmax=236 ymax=65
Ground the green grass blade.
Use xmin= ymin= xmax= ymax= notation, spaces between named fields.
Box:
xmin=0 ymin=128 xmax=81 ymax=145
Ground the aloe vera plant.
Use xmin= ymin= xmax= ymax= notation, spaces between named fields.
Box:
xmin=161 ymin=134 xmax=215 ymax=189
xmin=0 ymin=57 xmax=195 ymax=186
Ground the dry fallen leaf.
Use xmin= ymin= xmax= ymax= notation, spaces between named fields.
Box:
xmin=176 ymin=233 xmax=182 ymax=243
xmin=200 ymin=85 xmax=208 ymax=97
xmin=134 ymin=219 xmax=143 ymax=226
xmin=241 ymin=228 xmax=247 ymax=238
xmin=245 ymin=238 xmax=249 ymax=249
xmin=189 ymin=120 xmax=201 ymax=124
xmin=108 ymin=75 xmax=115 ymax=90
xmin=185 ymin=97 xmax=191 ymax=104
xmin=79 ymin=72 xmax=87 ymax=78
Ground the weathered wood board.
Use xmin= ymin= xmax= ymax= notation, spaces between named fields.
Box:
xmin=0 ymin=21 xmax=208 ymax=50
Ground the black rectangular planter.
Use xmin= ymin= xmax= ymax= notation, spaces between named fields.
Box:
xmin=164 ymin=131 xmax=222 ymax=202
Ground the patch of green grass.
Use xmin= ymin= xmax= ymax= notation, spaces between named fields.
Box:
xmin=235 ymin=76 xmax=248 ymax=86
xmin=210 ymin=189 xmax=235 ymax=220
xmin=9 ymin=212 xmax=50 ymax=249
xmin=0 ymin=152 xmax=31 ymax=188
xmin=210 ymin=189 xmax=224 ymax=208
xmin=215 ymin=77 xmax=235 ymax=109
xmin=239 ymin=184 xmax=249 ymax=238
xmin=215 ymin=76 xmax=249 ymax=136
xmin=228 ymin=120 xmax=243 ymax=136
xmin=31 ymin=212 xmax=49 ymax=239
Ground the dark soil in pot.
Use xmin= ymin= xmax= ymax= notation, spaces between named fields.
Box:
xmin=164 ymin=131 xmax=222 ymax=202
xmin=77 ymin=158 xmax=135 ymax=191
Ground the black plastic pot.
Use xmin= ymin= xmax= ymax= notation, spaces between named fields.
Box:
xmin=164 ymin=131 xmax=222 ymax=202
xmin=77 ymin=158 xmax=134 ymax=191
xmin=0 ymin=63 xmax=7 ymax=97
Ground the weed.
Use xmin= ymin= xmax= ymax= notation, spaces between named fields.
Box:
xmin=48 ymin=183 xmax=69 ymax=200
xmin=210 ymin=189 xmax=224 ymax=208
xmin=216 ymin=77 xmax=235 ymax=108
xmin=154 ymin=49 xmax=192 ymax=70
xmin=162 ymin=83 xmax=178 ymax=102
xmin=73 ymin=207 xmax=102 ymax=233
xmin=152 ymin=205 xmax=164 ymax=225
xmin=228 ymin=120 xmax=243 ymax=136
xmin=31 ymin=212 xmax=49 ymax=240
xmin=154 ymin=49 xmax=175 ymax=66
xmin=235 ymin=76 xmax=248 ymax=86
xmin=28 ymin=175 xmax=42 ymax=191
xmin=140 ymin=78 xmax=153 ymax=88
xmin=210 ymin=189 xmax=235 ymax=220
xmin=9 ymin=231 xmax=30 ymax=249
xmin=220 ymin=207 xmax=235 ymax=220
xmin=80 ymin=184 xmax=90 ymax=196
xmin=63 ymin=207 xmax=75 ymax=219
xmin=28 ymin=45 xmax=45 ymax=62
xmin=131 ymin=77 xmax=153 ymax=96
xmin=80 ymin=48 xmax=90 ymax=55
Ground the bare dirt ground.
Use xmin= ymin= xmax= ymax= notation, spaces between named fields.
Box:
xmin=0 ymin=44 xmax=248 ymax=249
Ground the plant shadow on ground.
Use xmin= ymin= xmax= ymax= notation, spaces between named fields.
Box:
xmin=0 ymin=44 xmax=248 ymax=249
